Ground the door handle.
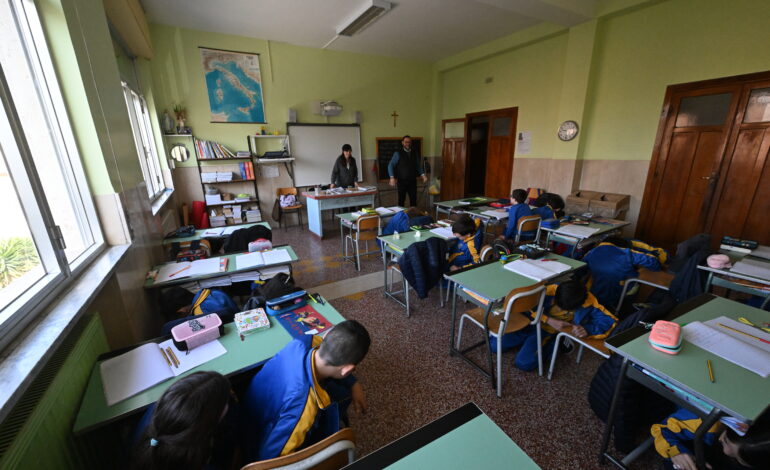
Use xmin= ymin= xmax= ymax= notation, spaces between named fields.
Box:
xmin=701 ymin=176 xmax=711 ymax=180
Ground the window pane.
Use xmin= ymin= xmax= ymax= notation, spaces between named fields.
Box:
xmin=444 ymin=121 xmax=465 ymax=139
xmin=675 ymin=93 xmax=732 ymax=127
xmin=492 ymin=116 xmax=512 ymax=136
xmin=0 ymin=0 xmax=93 ymax=263
xmin=123 ymin=84 xmax=164 ymax=199
xmin=743 ymin=88 xmax=770 ymax=123
xmin=0 ymin=153 xmax=44 ymax=310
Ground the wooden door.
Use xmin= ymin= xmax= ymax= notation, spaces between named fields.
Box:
xmin=440 ymin=118 xmax=466 ymax=200
xmin=636 ymin=86 xmax=741 ymax=249
xmin=706 ymin=81 xmax=770 ymax=245
xmin=483 ymin=108 xmax=517 ymax=198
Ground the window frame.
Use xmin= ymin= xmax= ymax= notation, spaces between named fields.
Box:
xmin=0 ymin=0 xmax=105 ymax=350
xmin=122 ymin=82 xmax=165 ymax=200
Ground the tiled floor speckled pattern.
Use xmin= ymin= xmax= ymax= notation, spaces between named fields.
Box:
xmin=273 ymin=225 xmax=659 ymax=469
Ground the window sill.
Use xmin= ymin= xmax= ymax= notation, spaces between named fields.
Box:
xmin=0 ymin=244 xmax=129 ymax=422
xmin=150 ymin=188 xmax=174 ymax=216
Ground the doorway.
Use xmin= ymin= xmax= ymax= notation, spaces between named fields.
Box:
xmin=637 ymin=71 xmax=770 ymax=250
xmin=440 ymin=107 xmax=517 ymax=200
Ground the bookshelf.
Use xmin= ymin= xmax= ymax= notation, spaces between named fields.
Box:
xmin=195 ymin=137 xmax=262 ymax=227
xmin=247 ymin=134 xmax=296 ymax=185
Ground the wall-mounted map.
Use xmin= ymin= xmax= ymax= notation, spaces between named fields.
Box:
xmin=199 ymin=47 xmax=266 ymax=123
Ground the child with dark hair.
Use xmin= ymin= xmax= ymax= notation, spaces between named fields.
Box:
xmin=583 ymin=236 xmax=667 ymax=310
xmin=448 ymin=214 xmax=483 ymax=271
xmin=501 ymin=188 xmax=534 ymax=241
xmin=652 ymin=407 xmax=770 ymax=469
xmin=131 ymin=371 xmax=235 ymax=470
xmin=493 ymin=280 xmax=617 ymax=371
xmin=243 ymin=320 xmax=371 ymax=462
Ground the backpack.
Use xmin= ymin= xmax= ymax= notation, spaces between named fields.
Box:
xmin=191 ymin=289 xmax=239 ymax=318
xmin=279 ymin=194 xmax=297 ymax=208
xmin=164 ymin=225 xmax=196 ymax=239
xmin=243 ymin=273 xmax=300 ymax=310
xmin=489 ymin=239 xmax=514 ymax=260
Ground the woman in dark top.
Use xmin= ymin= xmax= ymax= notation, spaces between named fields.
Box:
xmin=330 ymin=143 xmax=358 ymax=188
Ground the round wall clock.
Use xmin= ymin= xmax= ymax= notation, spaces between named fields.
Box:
xmin=557 ymin=120 xmax=579 ymax=141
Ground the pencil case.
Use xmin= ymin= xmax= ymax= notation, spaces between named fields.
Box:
xmin=171 ymin=313 xmax=224 ymax=351
xmin=648 ymin=320 xmax=682 ymax=354
xmin=266 ymin=290 xmax=307 ymax=316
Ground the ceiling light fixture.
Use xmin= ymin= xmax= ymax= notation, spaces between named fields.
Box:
xmin=337 ymin=0 xmax=392 ymax=36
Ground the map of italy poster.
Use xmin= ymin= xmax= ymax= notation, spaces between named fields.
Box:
xmin=199 ymin=47 xmax=266 ymax=123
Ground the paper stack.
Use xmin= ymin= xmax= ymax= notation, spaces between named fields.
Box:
xmin=503 ymin=259 xmax=571 ymax=282
xmin=201 ymin=172 xmax=218 ymax=183
xmin=205 ymin=194 xmax=222 ymax=205
xmin=216 ymin=171 xmax=233 ymax=182
xmin=210 ymin=215 xmax=226 ymax=227
xmin=683 ymin=318 xmax=770 ymax=378
xmin=246 ymin=209 xmax=262 ymax=222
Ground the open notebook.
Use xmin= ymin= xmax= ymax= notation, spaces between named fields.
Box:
xmin=480 ymin=209 xmax=508 ymax=220
xmin=730 ymin=258 xmax=770 ymax=280
xmin=100 ymin=339 xmax=227 ymax=406
xmin=503 ymin=259 xmax=571 ymax=282
xmin=236 ymin=248 xmax=292 ymax=270
xmin=554 ymin=224 xmax=600 ymax=238
xmin=683 ymin=317 xmax=770 ymax=378
xmin=154 ymin=258 xmax=227 ymax=283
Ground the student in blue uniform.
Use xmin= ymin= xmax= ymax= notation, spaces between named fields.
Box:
xmin=501 ymin=188 xmax=534 ymax=241
xmin=493 ymin=279 xmax=617 ymax=371
xmin=448 ymin=214 xmax=483 ymax=271
xmin=652 ymin=407 xmax=770 ymax=470
xmin=583 ymin=237 xmax=667 ymax=310
xmin=132 ymin=371 xmax=237 ymax=470
xmin=242 ymin=320 xmax=371 ymax=462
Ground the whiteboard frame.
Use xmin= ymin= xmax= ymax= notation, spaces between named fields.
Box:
xmin=287 ymin=123 xmax=363 ymax=188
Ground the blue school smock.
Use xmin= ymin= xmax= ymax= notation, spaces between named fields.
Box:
xmin=503 ymin=203 xmax=534 ymax=240
xmin=583 ymin=241 xmax=663 ymax=309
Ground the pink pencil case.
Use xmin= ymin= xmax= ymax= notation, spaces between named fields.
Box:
xmin=171 ymin=313 xmax=224 ymax=351
xmin=648 ymin=320 xmax=682 ymax=354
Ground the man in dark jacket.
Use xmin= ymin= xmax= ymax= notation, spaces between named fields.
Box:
xmin=388 ymin=135 xmax=426 ymax=207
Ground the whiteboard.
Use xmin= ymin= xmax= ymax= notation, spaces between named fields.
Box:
xmin=288 ymin=124 xmax=362 ymax=187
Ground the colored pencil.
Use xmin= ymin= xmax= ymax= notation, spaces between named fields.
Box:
xmin=159 ymin=347 xmax=172 ymax=367
xmin=717 ymin=322 xmax=770 ymax=345
xmin=166 ymin=347 xmax=179 ymax=368
xmin=169 ymin=265 xmax=191 ymax=278
xmin=707 ymin=359 xmax=715 ymax=383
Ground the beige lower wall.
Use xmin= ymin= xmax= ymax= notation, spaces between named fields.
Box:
xmin=510 ymin=157 xmax=651 ymax=235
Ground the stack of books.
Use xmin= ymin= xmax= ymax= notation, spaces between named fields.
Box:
xmin=720 ymin=236 xmax=759 ymax=254
xmin=236 ymin=151 xmax=251 ymax=158
xmin=246 ymin=209 xmax=261 ymax=222
xmin=201 ymin=172 xmax=218 ymax=183
xmin=215 ymin=171 xmax=233 ymax=182
xmin=205 ymin=194 xmax=222 ymax=205
xmin=195 ymin=138 xmax=237 ymax=159
xmin=210 ymin=214 xmax=226 ymax=227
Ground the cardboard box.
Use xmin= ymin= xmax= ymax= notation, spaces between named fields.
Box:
xmin=565 ymin=190 xmax=630 ymax=220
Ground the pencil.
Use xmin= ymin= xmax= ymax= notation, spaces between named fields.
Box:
xmin=159 ymin=347 xmax=172 ymax=367
xmin=166 ymin=347 xmax=179 ymax=368
xmin=169 ymin=265 xmax=191 ymax=278
xmin=717 ymin=322 xmax=770 ymax=345
xmin=707 ymin=359 xmax=715 ymax=383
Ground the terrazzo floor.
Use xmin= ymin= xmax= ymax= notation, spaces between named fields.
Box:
xmin=272 ymin=223 xmax=660 ymax=469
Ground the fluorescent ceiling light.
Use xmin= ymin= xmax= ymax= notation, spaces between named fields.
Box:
xmin=337 ymin=0 xmax=392 ymax=36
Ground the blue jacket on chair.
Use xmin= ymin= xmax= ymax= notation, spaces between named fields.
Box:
xmin=583 ymin=241 xmax=665 ymax=309
xmin=399 ymin=237 xmax=448 ymax=298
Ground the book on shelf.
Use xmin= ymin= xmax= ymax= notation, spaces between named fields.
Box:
xmin=194 ymin=137 xmax=237 ymax=159
xmin=236 ymin=150 xmax=251 ymax=158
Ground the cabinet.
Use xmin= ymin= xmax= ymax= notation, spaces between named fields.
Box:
xmin=195 ymin=137 xmax=262 ymax=227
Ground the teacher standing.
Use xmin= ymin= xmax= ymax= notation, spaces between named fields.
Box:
xmin=388 ymin=135 xmax=426 ymax=207
xmin=330 ymin=144 xmax=358 ymax=188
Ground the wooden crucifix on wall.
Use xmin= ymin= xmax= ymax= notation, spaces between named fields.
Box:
xmin=391 ymin=110 xmax=398 ymax=127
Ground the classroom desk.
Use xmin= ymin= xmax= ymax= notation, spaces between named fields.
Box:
xmin=73 ymin=299 xmax=345 ymax=435
xmin=161 ymin=221 xmax=271 ymax=245
xmin=433 ymin=196 xmax=497 ymax=220
xmin=343 ymin=402 xmax=540 ymax=469
xmin=461 ymin=206 xmax=509 ymax=241
xmin=699 ymin=251 xmax=770 ymax=309
xmin=303 ymin=189 xmax=377 ymax=238
xmin=445 ymin=255 xmax=585 ymax=387
xmin=599 ymin=294 xmax=770 ymax=469
xmin=377 ymin=229 xmax=452 ymax=314
xmin=144 ymin=246 xmax=298 ymax=289
xmin=542 ymin=220 xmax=629 ymax=256
xmin=335 ymin=207 xmax=404 ymax=259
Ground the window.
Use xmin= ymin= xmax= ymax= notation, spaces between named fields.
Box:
xmin=0 ymin=0 xmax=103 ymax=344
xmin=122 ymin=83 xmax=165 ymax=199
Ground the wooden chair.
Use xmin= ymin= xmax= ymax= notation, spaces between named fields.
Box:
xmin=456 ymin=283 xmax=547 ymax=397
xmin=515 ymin=215 xmax=542 ymax=244
xmin=344 ymin=214 xmax=380 ymax=271
xmin=276 ymin=187 xmax=303 ymax=230
xmin=241 ymin=427 xmax=356 ymax=470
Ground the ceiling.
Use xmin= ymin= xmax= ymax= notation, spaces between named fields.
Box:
xmin=141 ymin=0 xmax=598 ymax=62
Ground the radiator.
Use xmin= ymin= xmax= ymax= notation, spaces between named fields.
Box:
xmin=0 ymin=314 xmax=109 ymax=470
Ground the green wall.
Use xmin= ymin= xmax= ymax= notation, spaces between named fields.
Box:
xmin=440 ymin=32 xmax=568 ymax=159
xmin=435 ymin=0 xmax=770 ymax=163
xmin=582 ymin=0 xmax=770 ymax=160
xmin=148 ymin=24 xmax=434 ymax=167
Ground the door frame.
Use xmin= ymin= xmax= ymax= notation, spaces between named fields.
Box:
xmin=464 ymin=106 xmax=518 ymax=197
xmin=636 ymin=70 xmax=770 ymax=241
xmin=440 ymin=117 xmax=467 ymax=200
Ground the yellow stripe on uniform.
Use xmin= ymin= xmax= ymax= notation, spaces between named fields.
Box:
xmin=280 ymin=393 xmax=318 ymax=456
